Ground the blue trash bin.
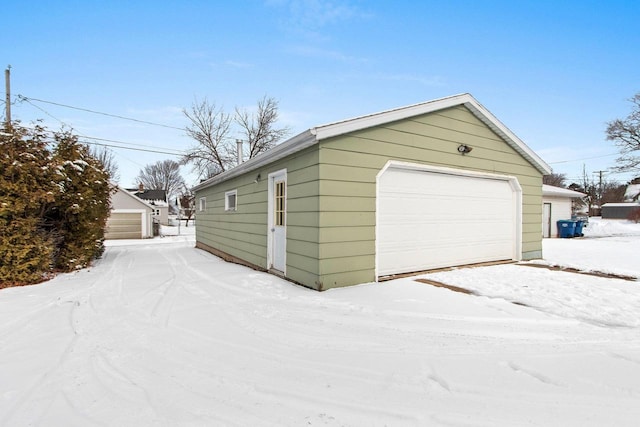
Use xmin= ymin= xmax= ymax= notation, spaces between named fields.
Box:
xmin=557 ymin=220 xmax=576 ymax=238
xmin=574 ymin=220 xmax=585 ymax=237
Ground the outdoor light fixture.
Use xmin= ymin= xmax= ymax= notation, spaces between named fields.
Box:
xmin=254 ymin=173 xmax=261 ymax=183
xmin=457 ymin=144 xmax=473 ymax=154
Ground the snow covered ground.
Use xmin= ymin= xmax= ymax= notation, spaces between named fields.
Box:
xmin=1 ymin=219 xmax=640 ymax=426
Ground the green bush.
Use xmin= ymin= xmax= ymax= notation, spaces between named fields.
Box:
xmin=0 ymin=125 xmax=111 ymax=287
xmin=47 ymin=131 xmax=111 ymax=271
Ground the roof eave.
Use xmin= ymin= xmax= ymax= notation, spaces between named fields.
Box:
xmin=192 ymin=129 xmax=316 ymax=192
xmin=463 ymin=100 xmax=552 ymax=176
xmin=193 ymin=93 xmax=552 ymax=191
xmin=313 ymin=93 xmax=552 ymax=176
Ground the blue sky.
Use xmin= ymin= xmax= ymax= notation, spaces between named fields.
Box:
xmin=5 ymin=0 xmax=640 ymax=188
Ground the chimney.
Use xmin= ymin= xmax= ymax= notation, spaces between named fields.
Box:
xmin=138 ymin=182 xmax=144 ymax=192
xmin=236 ymin=139 xmax=243 ymax=166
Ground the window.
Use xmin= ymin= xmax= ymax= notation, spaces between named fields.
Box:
xmin=225 ymin=190 xmax=237 ymax=212
xmin=199 ymin=197 xmax=206 ymax=212
xmin=274 ymin=181 xmax=285 ymax=226
xmin=152 ymin=209 xmax=160 ymax=216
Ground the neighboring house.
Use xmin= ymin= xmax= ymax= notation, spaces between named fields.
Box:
xmin=193 ymin=93 xmax=552 ymax=291
xmin=624 ymin=184 xmax=640 ymax=202
xmin=542 ymin=185 xmax=587 ymax=238
xmin=105 ymin=186 xmax=154 ymax=239
xmin=601 ymin=203 xmax=640 ymax=219
xmin=128 ymin=185 xmax=169 ymax=225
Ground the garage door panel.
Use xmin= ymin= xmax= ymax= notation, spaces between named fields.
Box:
xmin=105 ymin=212 xmax=143 ymax=239
xmin=378 ymin=166 xmax=519 ymax=277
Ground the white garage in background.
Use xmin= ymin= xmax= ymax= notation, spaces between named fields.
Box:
xmin=376 ymin=162 xmax=522 ymax=277
xmin=105 ymin=186 xmax=154 ymax=239
xmin=542 ymin=184 xmax=586 ymax=238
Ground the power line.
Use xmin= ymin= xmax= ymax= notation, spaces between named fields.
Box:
xmin=19 ymin=96 xmax=66 ymax=124
xmin=79 ymin=140 xmax=183 ymax=156
xmin=548 ymin=152 xmax=619 ymax=164
xmin=16 ymin=94 xmax=185 ymax=131
xmin=15 ymin=124 xmax=186 ymax=156
xmin=13 ymin=97 xmax=183 ymax=156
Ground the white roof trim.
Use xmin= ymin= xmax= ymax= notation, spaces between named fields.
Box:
xmin=542 ymin=184 xmax=586 ymax=198
xmin=194 ymin=93 xmax=551 ymax=191
xmin=193 ymin=130 xmax=315 ymax=191
xmin=602 ymin=202 xmax=640 ymax=207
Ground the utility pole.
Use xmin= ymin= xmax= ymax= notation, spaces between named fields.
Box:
xmin=4 ymin=65 xmax=11 ymax=131
xmin=593 ymin=170 xmax=606 ymax=207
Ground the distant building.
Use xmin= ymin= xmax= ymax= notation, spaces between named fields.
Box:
xmin=542 ymin=185 xmax=586 ymax=238
xmin=127 ymin=184 xmax=169 ymax=225
xmin=601 ymin=203 xmax=640 ymax=219
xmin=624 ymin=183 xmax=640 ymax=202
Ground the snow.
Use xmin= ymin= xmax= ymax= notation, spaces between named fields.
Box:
xmin=542 ymin=184 xmax=585 ymax=198
xmin=624 ymin=183 xmax=640 ymax=201
xmin=2 ymin=221 xmax=640 ymax=426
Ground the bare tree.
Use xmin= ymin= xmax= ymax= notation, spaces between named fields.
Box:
xmin=136 ymin=159 xmax=185 ymax=201
xmin=90 ymin=145 xmax=119 ymax=182
xmin=182 ymin=96 xmax=289 ymax=180
xmin=182 ymin=99 xmax=233 ymax=179
xmin=606 ymin=93 xmax=640 ymax=172
xmin=178 ymin=189 xmax=195 ymax=227
xmin=600 ymin=181 xmax=626 ymax=204
xmin=543 ymin=172 xmax=566 ymax=187
xmin=235 ymin=96 xmax=290 ymax=159
xmin=570 ymin=166 xmax=597 ymax=215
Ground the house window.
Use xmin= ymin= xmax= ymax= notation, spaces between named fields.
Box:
xmin=153 ymin=209 xmax=160 ymax=216
xmin=225 ymin=190 xmax=237 ymax=212
xmin=274 ymin=181 xmax=285 ymax=226
xmin=199 ymin=197 xmax=206 ymax=212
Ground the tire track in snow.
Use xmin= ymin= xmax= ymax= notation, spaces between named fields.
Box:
xmin=1 ymin=304 xmax=80 ymax=426
xmin=506 ymin=361 xmax=565 ymax=387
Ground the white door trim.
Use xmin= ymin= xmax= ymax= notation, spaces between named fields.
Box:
xmin=267 ymin=169 xmax=287 ymax=274
xmin=375 ymin=160 xmax=522 ymax=280
xmin=543 ymin=202 xmax=552 ymax=238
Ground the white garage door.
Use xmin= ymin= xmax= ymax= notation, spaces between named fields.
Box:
xmin=377 ymin=164 xmax=521 ymax=277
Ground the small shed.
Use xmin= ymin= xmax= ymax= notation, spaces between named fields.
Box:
xmin=193 ymin=93 xmax=551 ymax=290
xmin=542 ymin=184 xmax=586 ymax=238
xmin=601 ymin=203 xmax=640 ymax=220
xmin=106 ymin=186 xmax=154 ymax=239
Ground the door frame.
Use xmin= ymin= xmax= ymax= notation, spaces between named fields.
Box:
xmin=543 ymin=202 xmax=552 ymax=238
xmin=267 ymin=168 xmax=287 ymax=274
xmin=375 ymin=160 xmax=523 ymax=280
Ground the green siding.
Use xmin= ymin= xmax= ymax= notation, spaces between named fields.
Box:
xmin=195 ymin=146 xmax=321 ymax=287
xmin=315 ymin=105 xmax=543 ymax=289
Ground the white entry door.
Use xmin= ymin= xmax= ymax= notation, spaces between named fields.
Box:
xmin=268 ymin=169 xmax=287 ymax=273
xmin=377 ymin=163 xmax=521 ymax=277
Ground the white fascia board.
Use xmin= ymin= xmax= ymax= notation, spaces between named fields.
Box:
xmin=543 ymin=184 xmax=586 ymax=198
xmin=193 ymin=93 xmax=552 ymax=191
xmin=312 ymin=93 xmax=472 ymax=140
xmin=463 ymin=99 xmax=552 ymax=175
xmin=192 ymin=130 xmax=316 ymax=192
xmin=312 ymin=93 xmax=551 ymax=176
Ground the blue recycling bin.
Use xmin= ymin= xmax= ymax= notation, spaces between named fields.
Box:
xmin=573 ymin=220 xmax=585 ymax=237
xmin=557 ymin=220 xmax=576 ymax=238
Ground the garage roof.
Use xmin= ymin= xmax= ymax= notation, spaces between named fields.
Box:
xmin=543 ymin=184 xmax=586 ymax=198
xmin=194 ymin=93 xmax=552 ymax=191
